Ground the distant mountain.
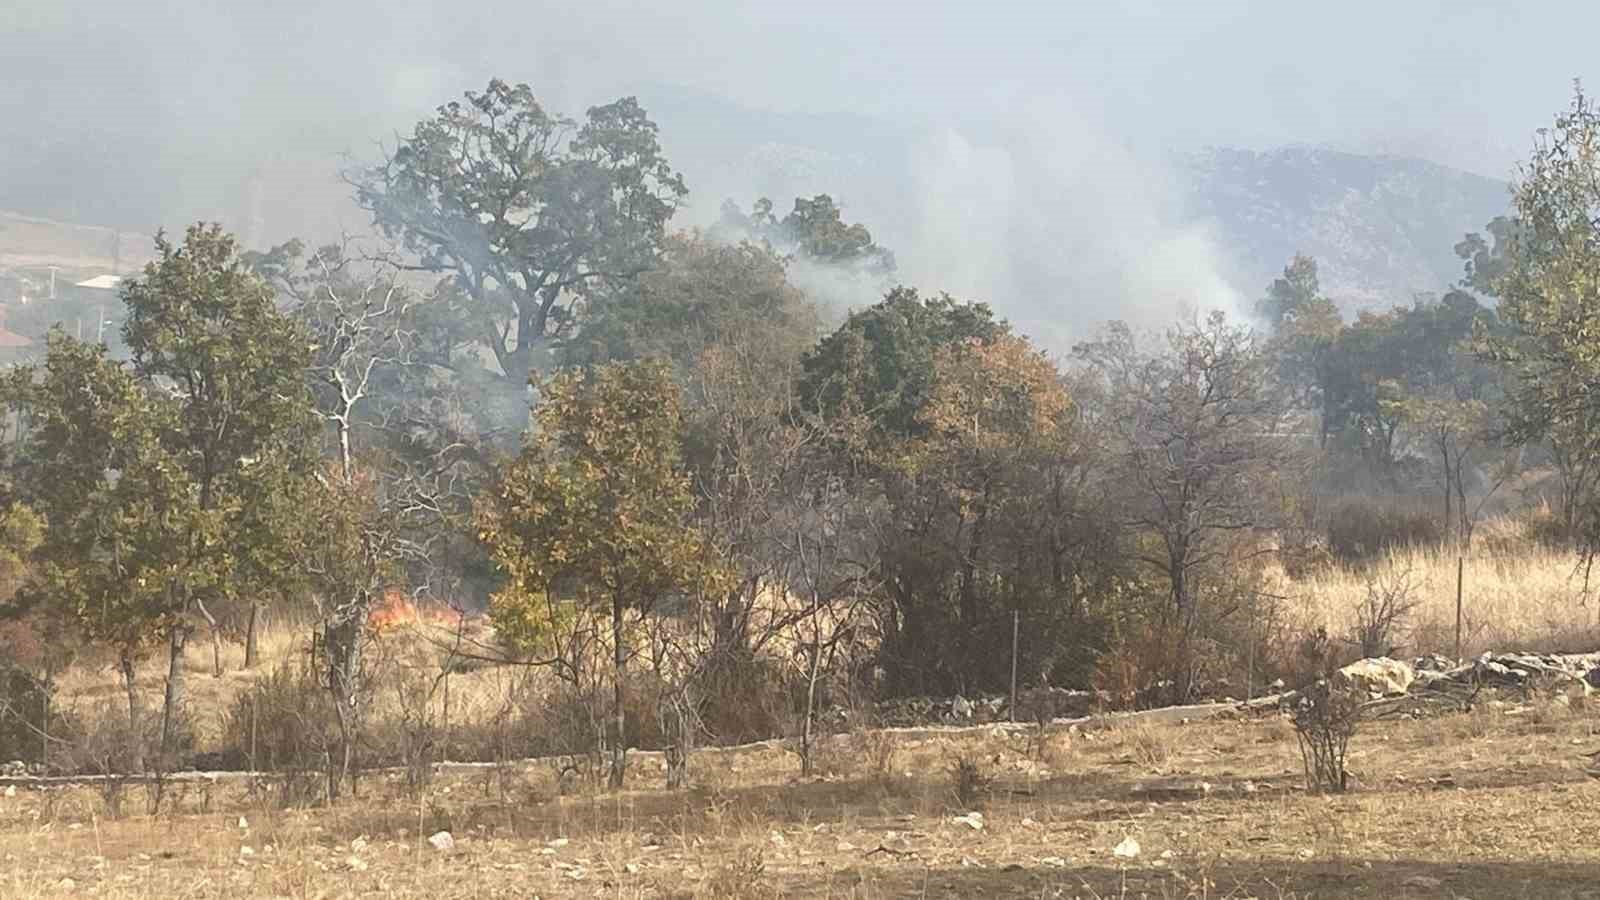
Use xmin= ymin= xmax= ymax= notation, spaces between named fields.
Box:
xmin=1177 ymin=146 xmax=1511 ymax=312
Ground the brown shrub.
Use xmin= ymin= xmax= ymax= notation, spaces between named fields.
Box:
xmin=1326 ymin=498 xmax=1441 ymax=564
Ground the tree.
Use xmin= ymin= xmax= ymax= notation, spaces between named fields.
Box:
xmin=6 ymin=333 xmax=196 ymax=769
xmin=356 ymin=79 xmax=688 ymax=387
xmin=118 ymin=224 xmax=319 ymax=769
xmin=717 ymin=195 xmax=896 ymax=273
xmin=1256 ymin=256 xmax=1343 ymax=439
xmin=1255 ymin=254 xmax=1325 ymax=332
xmin=565 ymin=232 xmax=815 ymax=371
xmin=1476 ymin=85 xmax=1600 ymax=552
xmin=1076 ymin=312 xmax=1292 ymax=700
xmin=254 ymin=237 xmax=476 ymax=791
xmin=478 ymin=361 xmax=725 ymax=787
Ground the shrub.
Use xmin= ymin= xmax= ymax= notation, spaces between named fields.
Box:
xmin=218 ymin=661 xmax=338 ymax=774
xmin=0 ymin=665 xmax=51 ymax=766
xmin=947 ymin=754 xmax=991 ymax=808
xmin=1292 ymin=679 xmax=1361 ymax=793
xmin=1347 ymin=567 xmax=1419 ymax=658
xmin=1326 ymin=498 xmax=1441 ymax=564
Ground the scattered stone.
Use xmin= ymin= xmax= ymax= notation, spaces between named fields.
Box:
xmin=427 ymin=831 xmax=455 ymax=852
xmin=1113 ymin=836 xmax=1141 ymax=859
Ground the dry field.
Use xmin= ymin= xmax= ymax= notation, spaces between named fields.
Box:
xmin=7 ymin=695 xmax=1600 ymax=899
xmin=1273 ymin=524 xmax=1600 ymax=661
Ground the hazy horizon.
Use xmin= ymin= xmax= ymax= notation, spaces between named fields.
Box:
xmin=4 ymin=0 xmax=1594 ymax=343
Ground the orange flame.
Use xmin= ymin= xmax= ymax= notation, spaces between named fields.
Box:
xmin=368 ymin=589 xmax=461 ymax=632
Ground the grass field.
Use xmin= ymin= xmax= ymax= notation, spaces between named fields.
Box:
xmin=15 ymin=515 xmax=1600 ymax=898
xmin=6 ymin=696 xmax=1600 ymax=898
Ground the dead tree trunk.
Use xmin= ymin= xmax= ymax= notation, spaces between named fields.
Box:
xmin=243 ymin=602 xmax=261 ymax=669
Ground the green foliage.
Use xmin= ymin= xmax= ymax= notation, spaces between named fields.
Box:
xmin=717 ymin=194 xmax=896 ymax=273
xmin=481 ymin=360 xmax=725 ymax=617
xmin=357 ymin=79 xmax=687 ymax=385
xmin=11 ymin=333 xmax=194 ymax=653
xmin=566 ymin=232 xmax=816 ymax=370
xmin=1477 ymin=85 xmax=1600 ymax=552
xmin=799 ymin=287 xmax=1003 ymax=443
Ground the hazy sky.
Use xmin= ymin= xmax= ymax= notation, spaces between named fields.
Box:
xmin=4 ymin=0 xmax=1596 ymax=338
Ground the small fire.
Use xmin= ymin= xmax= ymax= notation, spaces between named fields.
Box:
xmin=367 ymin=589 xmax=462 ymax=633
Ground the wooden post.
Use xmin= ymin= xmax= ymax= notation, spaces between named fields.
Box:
xmin=1454 ymin=556 xmax=1465 ymax=662
xmin=1009 ymin=611 xmax=1020 ymax=722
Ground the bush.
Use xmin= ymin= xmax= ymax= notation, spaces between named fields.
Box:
xmin=0 ymin=665 xmax=51 ymax=765
xmin=218 ymin=661 xmax=338 ymax=774
xmin=947 ymin=754 xmax=991 ymax=808
xmin=1292 ymin=679 xmax=1361 ymax=793
xmin=1326 ymin=498 xmax=1441 ymax=564
xmin=1347 ymin=568 xmax=1419 ymax=658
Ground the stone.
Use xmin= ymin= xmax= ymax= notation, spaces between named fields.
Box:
xmin=950 ymin=695 xmax=975 ymax=719
xmin=1336 ymin=657 xmax=1414 ymax=696
xmin=1402 ymin=874 xmax=1443 ymax=889
xmin=427 ymin=831 xmax=455 ymax=852
xmin=1113 ymin=836 xmax=1141 ymax=859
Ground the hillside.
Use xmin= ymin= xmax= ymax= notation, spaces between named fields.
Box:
xmin=1179 ymin=145 xmax=1511 ymax=312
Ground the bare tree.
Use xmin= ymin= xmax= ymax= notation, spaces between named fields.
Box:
xmin=1076 ymin=312 xmax=1295 ymax=699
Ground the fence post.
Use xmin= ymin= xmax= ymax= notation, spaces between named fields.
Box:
xmin=1009 ymin=610 xmax=1019 ymax=722
xmin=1454 ymin=556 xmax=1465 ymax=662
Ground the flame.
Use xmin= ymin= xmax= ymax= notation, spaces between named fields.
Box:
xmin=367 ymin=589 xmax=461 ymax=632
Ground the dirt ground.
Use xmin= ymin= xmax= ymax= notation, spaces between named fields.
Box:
xmin=4 ymin=699 xmax=1600 ymax=899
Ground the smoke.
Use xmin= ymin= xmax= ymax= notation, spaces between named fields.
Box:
xmin=7 ymin=0 xmax=1600 ymax=352
xmin=898 ymin=102 xmax=1247 ymax=351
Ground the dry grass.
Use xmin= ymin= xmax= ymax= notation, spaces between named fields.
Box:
xmin=1271 ymin=515 xmax=1599 ymax=659
xmin=8 ymin=697 xmax=1600 ymax=898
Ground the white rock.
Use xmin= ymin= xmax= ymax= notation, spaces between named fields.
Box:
xmin=1336 ymin=657 xmax=1415 ymax=696
xmin=344 ymin=855 xmax=368 ymax=872
xmin=427 ymin=831 xmax=455 ymax=852
xmin=237 ymin=816 xmax=248 ymax=830
xmin=239 ymin=846 xmax=255 ymax=857
xmin=1113 ymin=836 xmax=1141 ymax=859
xmin=952 ymin=812 xmax=985 ymax=830
xmin=3 ymin=786 xmax=14 ymax=798
xmin=350 ymin=837 xmax=368 ymax=853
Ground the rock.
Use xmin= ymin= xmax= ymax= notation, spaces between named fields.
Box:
xmin=3 ymin=785 xmax=14 ymax=798
xmin=344 ymin=854 xmax=368 ymax=872
xmin=1336 ymin=657 xmax=1415 ymax=696
xmin=1113 ymin=836 xmax=1141 ymax=859
xmin=951 ymin=811 xmax=984 ymax=830
xmin=1132 ymin=778 xmax=1213 ymax=801
xmin=1402 ymin=874 xmax=1443 ymax=889
xmin=427 ymin=831 xmax=455 ymax=852
xmin=950 ymin=695 xmax=974 ymax=719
